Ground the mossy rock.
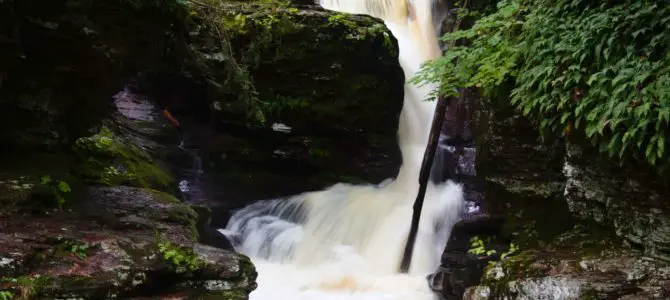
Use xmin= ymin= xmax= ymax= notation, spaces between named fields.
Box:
xmin=173 ymin=2 xmax=404 ymax=205
xmin=187 ymin=1 xmax=404 ymax=131
xmin=72 ymin=126 xmax=174 ymax=189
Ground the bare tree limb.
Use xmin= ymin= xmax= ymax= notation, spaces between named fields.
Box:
xmin=399 ymin=94 xmax=451 ymax=273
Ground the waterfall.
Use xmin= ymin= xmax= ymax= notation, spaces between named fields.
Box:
xmin=220 ymin=0 xmax=464 ymax=298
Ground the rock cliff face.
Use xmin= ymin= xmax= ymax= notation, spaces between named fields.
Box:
xmin=564 ymin=143 xmax=670 ymax=262
xmin=430 ymin=100 xmax=670 ymax=299
xmin=0 ymin=0 xmax=404 ymax=298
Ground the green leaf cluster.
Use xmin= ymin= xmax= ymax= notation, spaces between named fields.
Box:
xmin=0 ymin=291 xmax=13 ymax=300
xmin=468 ymin=235 xmax=519 ymax=259
xmin=157 ymin=240 xmax=204 ymax=273
xmin=468 ymin=235 xmax=498 ymax=256
xmin=0 ymin=275 xmax=46 ymax=300
xmin=413 ymin=0 xmax=670 ymax=172
xmin=39 ymin=175 xmax=71 ymax=209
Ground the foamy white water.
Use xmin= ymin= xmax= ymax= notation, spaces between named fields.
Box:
xmin=220 ymin=0 xmax=464 ymax=299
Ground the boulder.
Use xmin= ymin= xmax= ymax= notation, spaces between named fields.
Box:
xmin=175 ymin=1 xmax=404 ymax=208
xmin=0 ymin=185 xmax=256 ymax=299
xmin=1 ymin=0 xmax=405 ymax=209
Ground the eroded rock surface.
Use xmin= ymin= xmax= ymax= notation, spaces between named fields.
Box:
xmin=564 ymin=143 xmax=670 ymax=262
xmin=464 ymin=237 xmax=670 ymax=299
xmin=0 ymin=184 xmax=256 ymax=299
xmin=433 ymin=99 xmax=670 ymax=299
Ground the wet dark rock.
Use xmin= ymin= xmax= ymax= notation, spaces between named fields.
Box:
xmin=473 ymin=102 xmax=573 ymax=248
xmin=71 ymin=126 xmax=176 ymax=190
xmin=0 ymin=0 xmax=182 ymax=152
xmin=0 ymin=185 xmax=256 ymax=299
xmin=476 ymin=103 xmax=566 ymax=207
xmin=428 ymin=214 xmax=509 ymax=300
xmin=432 ymin=89 xmax=478 ymax=185
xmin=191 ymin=204 xmax=235 ymax=250
xmin=172 ymin=2 xmax=404 ymax=210
xmin=474 ymin=101 xmax=670 ymax=260
xmin=200 ymin=3 xmax=404 ymax=135
xmin=111 ymin=90 xmax=182 ymax=158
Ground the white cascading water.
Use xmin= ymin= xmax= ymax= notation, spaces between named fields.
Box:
xmin=220 ymin=0 xmax=465 ymax=298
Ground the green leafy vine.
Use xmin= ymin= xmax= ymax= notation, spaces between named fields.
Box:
xmin=413 ymin=0 xmax=670 ymax=173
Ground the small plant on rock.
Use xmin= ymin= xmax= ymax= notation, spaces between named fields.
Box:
xmin=469 ymin=236 xmax=498 ymax=256
xmin=59 ymin=240 xmax=90 ymax=259
xmin=0 ymin=275 xmax=45 ymax=299
xmin=468 ymin=235 xmax=519 ymax=267
xmin=33 ymin=175 xmax=71 ymax=209
xmin=157 ymin=239 xmax=203 ymax=273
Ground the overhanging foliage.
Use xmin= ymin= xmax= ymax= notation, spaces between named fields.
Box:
xmin=413 ymin=0 xmax=670 ymax=172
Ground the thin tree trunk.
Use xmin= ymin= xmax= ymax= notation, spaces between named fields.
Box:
xmin=399 ymin=94 xmax=451 ymax=273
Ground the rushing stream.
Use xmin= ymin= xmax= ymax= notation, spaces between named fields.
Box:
xmin=220 ymin=0 xmax=465 ymax=299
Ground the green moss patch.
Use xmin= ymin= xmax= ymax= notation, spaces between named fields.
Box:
xmin=184 ymin=0 xmax=401 ymax=130
xmin=72 ymin=126 xmax=173 ymax=189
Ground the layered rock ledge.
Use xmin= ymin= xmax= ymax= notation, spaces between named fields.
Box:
xmin=0 ymin=185 xmax=256 ymax=299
